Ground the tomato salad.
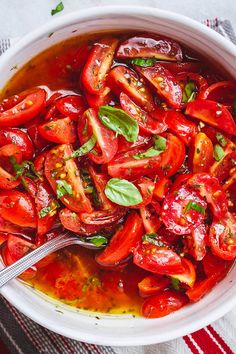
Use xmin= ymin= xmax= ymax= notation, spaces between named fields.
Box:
xmin=0 ymin=32 xmax=235 ymax=318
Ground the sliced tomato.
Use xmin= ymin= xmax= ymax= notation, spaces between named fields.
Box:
xmin=77 ymin=108 xmax=118 ymax=164
xmin=176 ymin=72 xmax=208 ymax=105
xmin=153 ymin=177 xmax=171 ymax=200
xmin=187 ymin=173 xmax=228 ymax=219
xmin=209 ymin=213 xmax=236 ymax=260
xmin=85 ymin=86 xmax=114 ymax=110
xmin=0 ymin=128 xmax=34 ymax=160
xmin=199 ymin=80 xmax=236 ymax=110
xmin=0 ymin=216 xmax=32 ymax=236
xmin=141 ymin=289 xmax=188 ymax=318
xmin=25 ymin=116 xmax=51 ymax=151
xmin=55 ymin=95 xmax=87 ymax=120
xmin=185 ymin=99 xmax=236 ymax=135
xmin=171 ymin=258 xmax=196 ymax=287
xmin=160 ymin=61 xmax=202 ymax=75
xmin=186 ymin=223 xmax=207 ymax=261
xmin=108 ymin=133 xmax=185 ymax=180
xmin=0 ymin=190 xmax=37 ymax=228
xmin=96 ymin=211 xmax=144 ymax=267
xmin=0 ymin=88 xmax=46 ymax=127
xmin=138 ymin=275 xmax=170 ymax=296
xmin=107 ymin=66 xmax=154 ymax=112
xmin=82 ymin=37 xmax=119 ymax=94
xmin=188 ymin=132 xmax=214 ymax=173
xmin=0 ymin=232 xmax=7 ymax=246
xmin=79 ymin=208 xmax=126 ymax=226
xmin=116 ymin=34 xmax=182 ymax=61
xmin=135 ymin=63 xmax=182 ymax=109
xmin=203 ymin=251 xmax=232 ymax=277
xmin=165 ymin=111 xmax=198 ymax=145
xmin=0 ymin=144 xmax=22 ymax=189
xmin=44 ymin=144 xmax=93 ymax=213
xmin=38 ymin=117 xmax=76 ymax=144
xmin=170 ymin=173 xmax=192 ymax=191
xmin=120 ymin=92 xmax=168 ymax=134
xmin=162 ymin=185 xmax=207 ymax=235
xmin=140 ymin=201 xmax=161 ymax=233
xmin=117 ymin=132 xmax=152 ymax=154
xmin=130 ymin=177 xmax=155 ymax=209
xmin=224 ymin=169 xmax=236 ymax=191
xmin=210 ymin=143 xmax=236 ymax=182
xmin=34 ymin=151 xmax=48 ymax=175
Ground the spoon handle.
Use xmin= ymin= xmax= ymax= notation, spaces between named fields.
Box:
xmin=0 ymin=233 xmax=78 ymax=288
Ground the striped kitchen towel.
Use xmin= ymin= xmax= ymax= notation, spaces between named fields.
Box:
xmin=0 ymin=18 xmax=236 ymax=354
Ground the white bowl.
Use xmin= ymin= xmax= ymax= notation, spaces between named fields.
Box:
xmin=0 ymin=6 xmax=236 ymax=346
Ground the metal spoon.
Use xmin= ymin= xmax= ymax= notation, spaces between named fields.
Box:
xmin=0 ymin=232 xmax=104 ymax=288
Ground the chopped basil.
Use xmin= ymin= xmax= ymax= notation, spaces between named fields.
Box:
xmin=182 ymin=80 xmax=197 ymax=103
xmin=51 ymin=1 xmax=64 ymax=16
xmin=65 ymin=134 xmax=97 ymax=160
xmin=98 ymin=106 xmax=139 ymax=143
xmin=131 ymin=58 xmax=156 ymax=67
xmin=142 ymin=233 xmax=165 ymax=247
xmin=171 ymin=277 xmax=180 ymax=291
xmin=105 ymin=178 xmax=142 ymax=206
xmin=10 ymin=156 xmax=40 ymax=181
xmin=216 ymin=133 xmax=227 ymax=148
xmin=133 ymin=135 xmax=166 ymax=160
xmin=213 ymin=144 xmax=225 ymax=161
xmin=87 ymin=235 xmax=108 ymax=247
xmin=38 ymin=200 xmax=60 ymax=218
xmin=153 ymin=135 xmax=167 ymax=151
xmin=56 ymin=180 xmax=73 ymax=198
xmin=184 ymin=200 xmax=205 ymax=214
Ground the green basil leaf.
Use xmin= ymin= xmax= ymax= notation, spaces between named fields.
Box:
xmin=51 ymin=1 xmax=64 ymax=16
xmin=87 ymin=235 xmax=108 ymax=247
xmin=133 ymin=147 xmax=162 ymax=160
xmin=216 ymin=133 xmax=227 ymax=147
xmin=184 ymin=200 xmax=205 ymax=214
xmin=56 ymin=180 xmax=73 ymax=198
xmin=38 ymin=200 xmax=60 ymax=218
xmin=213 ymin=144 xmax=225 ymax=161
xmin=142 ymin=233 xmax=165 ymax=247
xmin=65 ymin=134 xmax=97 ymax=160
xmin=153 ymin=135 xmax=167 ymax=151
xmin=98 ymin=106 xmax=139 ymax=143
xmin=105 ymin=178 xmax=142 ymax=206
xmin=171 ymin=277 xmax=180 ymax=291
xmin=10 ymin=157 xmax=41 ymax=181
xmin=131 ymin=58 xmax=156 ymax=67
xmin=182 ymin=80 xmax=197 ymax=103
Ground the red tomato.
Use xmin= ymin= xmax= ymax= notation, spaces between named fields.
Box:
xmin=0 ymin=190 xmax=37 ymax=228
xmin=116 ymin=34 xmax=182 ymax=61
xmin=170 ymin=173 xmax=192 ymax=191
xmin=171 ymin=258 xmax=196 ymax=287
xmin=77 ymin=108 xmax=118 ymax=164
xmin=55 ymin=95 xmax=87 ymax=120
xmin=162 ymin=185 xmax=207 ymax=235
xmin=117 ymin=132 xmax=152 ymax=153
xmin=0 ymin=88 xmax=46 ymax=127
xmin=160 ymin=61 xmax=202 ymax=75
xmin=133 ymin=241 xmax=183 ymax=275
xmin=141 ymin=290 xmax=188 ymax=318
xmin=0 ymin=232 xmax=7 ymax=246
xmin=140 ymin=202 xmax=161 ymax=234
xmin=82 ymin=37 xmax=119 ymax=94
xmin=199 ymin=80 xmax=236 ymax=110
xmin=209 ymin=212 xmax=236 ymax=260
xmin=85 ymin=86 xmax=114 ymax=110
xmin=25 ymin=116 xmax=51 ymax=151
xmin=79 ymin=208 xmax=126 ymax=226
xmin=185 ymin=99 xmax=236 ymax=135
xmin=130 ymin=177 xmax=155 ymax=209
xmin=210 ymin=143 xmax=236 ymax=182
xmin=34 ymin=151 xmax=48 ymax=175
xmin=138 ymin=275 xmax=170 ymax=296
xmin=176 ymin=72 xmax=208 ymax=105
xmin=186 ymin=223 xmax=207 ymax=261
xmin=203 ymin=252 xmax=232 ymax=277
xmin=187 ymin=173 xmax=228 ymax=219
xmin=38 ymin=117 xmax=76 ymax=144
xmin=107 ymin=66 xmax=154 ymax=112
xmin=135 ymin=63 xmax=182 ymax=109
xmin=188 ymin=132 xmax=214 ymax=173
xmin=120 ymin=92 xmax=168 ymax=134
xmin=165 ymin=111 xmax=198 ymax=145
xmin=59 ymin=208 xmax=103 ymax=235
xmin=108 ymin=133 xmax=185 ymax=180
xmin=44 ymin=144 xmax=93 ymax=213
xmin=96 ymin=211 xmax=144 ymax=267
xmin=224 ymin=169 xmax=236 ymax=191
xmin=153 ymin=177 xmax=171 ymax=200
xmin=0 ymin=128 xmax=34 ymax=160
xmin=0 ymin=144 xmax=22 ymax=190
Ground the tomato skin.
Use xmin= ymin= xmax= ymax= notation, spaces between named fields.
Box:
xmin=203 ymin=252 xmax=232 ymax=277
xmin=130 ymin=177 xmax=155 ymax=209
xmin=187 ymin=173 xmax=228 ymax=219
xmin=210 ymin=143 xmax=236 ymax=182
xmin=153 ymin=177 xmax=171 ymax=200
xmin=44 ymin=144 xmax=93 ymax=213
xmin=187 ymin=223 xmax=207 ymax=261
xmin=209 ymin=213 xmax=236 ymax=260
xmin=162 ymin=185 xmax=207 ymax=235
xmin=141 ymin=290 xmax=188 ymax=318
xmin=96 ymin=211 xmax=144 ymax=267
xmin=160 ymin=62 xmax=202 ymax=75
xmin=82 ymin=37 xmax=119 ymax=94
xmin=138 ymin=275 xmax=170 ymax=296
xmin=198 ymin=80 xmax=236 ymax=110
xmin=0 ymin=190 xmax=37 ymax=228
xmin=0 ymin=128 xmax=34 ymax=160
xmin=170 ymin=173 xmax=192 ymax=191
xmin=34 ymin=151 xmax=48 ymax=175
xmin=188 ymin=132 xmax=214 ymax=173
xmin=77 ymin=108 xmax=118 ymax=164
xmin=133 ymin=241 xmax=184 ymax=275
xmin=0 ymin=144 xmax=22 ymax=190
xmin=165 ymin=111 xmax=198 ymax=145
xmin=171 ymin=258 xmax=196 ymax=287
xmin=116 ymin=34 xmax=182 ymax=61
xmin=185 ymin=99 xmax=236 ymax=135
xmin=107 ymin=66 xmax=155 ymax=112
xmin=0 ymin=88 xmax=46 ymax=127
xmin=177 ymin=72 xmax=208 ymax=105
xmin=25 ymin=116 xmax=51 ymax=151
xmin=38 ymin=117 xmax=76 ymax=144
xmin=135 ymin=63 xmax=182 ymax=109
xmin=79 ymin=208 xmax=126 ymax=226
xmin=85 ymin=86 xmax=113 ymax=110
xmin=120 ymin=92 xmax=168 ymax=135
xmin=117 ymin=132 xmax=152 ymax=154
xmin=140 ymin=201 xmax=161 ymax=234
xmin=55 ymin=95 xmax=87 ymax=121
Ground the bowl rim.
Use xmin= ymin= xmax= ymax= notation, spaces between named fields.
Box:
xmin=0 ymin=5 xmax=236 ymax=346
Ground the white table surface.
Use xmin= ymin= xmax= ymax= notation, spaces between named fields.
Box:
xmin=0 ymin=0 xmax=235 ymax=38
